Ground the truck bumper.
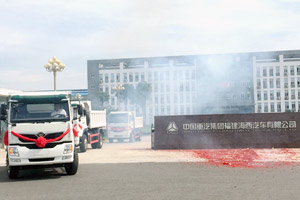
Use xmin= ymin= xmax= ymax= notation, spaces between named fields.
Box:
xmin=108 ymin=131 xmax=130 ymax=139
xmin=8 ymin=142 xmax=74 ymax=167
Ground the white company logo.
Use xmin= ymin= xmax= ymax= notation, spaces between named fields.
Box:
xmin=167 ymin=121 xmax=178 ymax=134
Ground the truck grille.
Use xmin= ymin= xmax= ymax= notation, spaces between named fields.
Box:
xmin=18 ymin=132 xmax=64 ymax=143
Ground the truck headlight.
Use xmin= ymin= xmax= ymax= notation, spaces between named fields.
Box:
xmin=9 ymin=147 xmax=19 ymax=157
xmin=63 ymin=144 xmax=73 ymax=154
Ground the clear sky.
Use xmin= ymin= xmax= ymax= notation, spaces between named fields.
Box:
xmin=0 ymin=0 xmax=300 ymax=91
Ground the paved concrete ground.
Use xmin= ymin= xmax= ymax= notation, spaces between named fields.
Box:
xmin=0 ymin=136 xmax=300 ymax=200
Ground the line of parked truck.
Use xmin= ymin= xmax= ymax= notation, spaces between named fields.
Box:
xmin=0 ymin=91 xmax=143 ymax=179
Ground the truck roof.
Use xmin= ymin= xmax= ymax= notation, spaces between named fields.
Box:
xmin=9 ymin=91 xmax=71 ymax=101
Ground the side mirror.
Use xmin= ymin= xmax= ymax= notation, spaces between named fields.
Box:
xmin=0 ymin=104 xmax=7 ymax=120
xmin=78 ymin=105 xmax=83 ymax=116
xmin=73 ymin=107 xmax=78 ymax=120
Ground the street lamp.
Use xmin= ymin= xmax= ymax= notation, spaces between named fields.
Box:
xmin=112 ymin=83 xmax=125 ymax=110
xmin=44 ymin=56 xmax=65 ymax=91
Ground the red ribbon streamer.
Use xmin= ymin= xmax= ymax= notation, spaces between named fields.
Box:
xmin=3 ymin=128 xmax=77 ymax=148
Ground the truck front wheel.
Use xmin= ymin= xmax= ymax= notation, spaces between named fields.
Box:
xmin=6 ymin=153 xmax=19 ymax=179
xmin=65 ymin=149 xmax=79 ymax=175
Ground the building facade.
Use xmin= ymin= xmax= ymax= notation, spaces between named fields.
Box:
xmin=253 ymin=50 xmax=300 ymax=113
xmin=87 ymin=50 xmax=300 ymax=125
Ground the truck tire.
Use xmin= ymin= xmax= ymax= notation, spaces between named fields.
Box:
xmin=129 ymin=133 xmax=135 ymax=143
xmin=6 ymin=153 xmax=19 ymax=179
xmin=65 ymin=149 xmax=79 ymax=175
xmin=80 ymin=134 xmax=88 ymax=152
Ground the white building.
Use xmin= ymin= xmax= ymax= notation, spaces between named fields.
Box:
xmin=88 ymin=56 xmax=197 ymax=125
xmin=253 ymin=53 xmax=300 ymax=113
xmin=88 ymin=50 xmax=300 ymax=125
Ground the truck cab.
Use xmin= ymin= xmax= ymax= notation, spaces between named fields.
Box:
xmin=107 ymin=111 xmax=142 ymax=143
xmin=2 ymin=92 xmax=78 ymax=179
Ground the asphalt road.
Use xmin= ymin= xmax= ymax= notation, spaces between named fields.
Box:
xmin=0 ymin=136 xmax=299 ymax=200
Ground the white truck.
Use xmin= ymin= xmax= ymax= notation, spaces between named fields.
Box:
xmin=71 ymin=100 xmax=106 ymax=152
xmin=0 ymin=91 xmax=78 ymax=179
xmin=107 ymin=111 xmax=143 ymax=143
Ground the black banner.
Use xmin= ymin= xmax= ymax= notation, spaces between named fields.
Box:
xmin=153 ymin=113 xmax=300 ymax=149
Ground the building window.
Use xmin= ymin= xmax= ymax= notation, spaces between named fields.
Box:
xmin=263 ymin=67 xmax=267 ymax=77
xmin=276 ymin=66 xmax=280 ymax=76
xmin=141 ymin=73 xmax=144 ymax=82
xmin=297 ymin=65 xmax=300 ymax=75
xmin=160 ymin=83 xmax=164 ymax=93
xmin=264 ymin=103 xmax=268 ymax=112
xmin=110 ymin=73 xmax=115 ymax=83
xmin=269 ymin=79 xmax=274 ymax=88
xmin=123 ymin=73 xmax=128 ymax=82
xmin=135 ymin=73 xmax=139 ymax=82
xmin=269 ymin=67 xmax=274 ymax=76
xmin=264 ymin=91 xmax=268 ymax=100
xmin=257 ymin=92 xmax=261 ymax=101
xmin=167 ymin=95 xmax=170 ymax=104
xmin=292 ymin=102 xmax=296 ymax=112
xmin=166 ymin=84 xmax=170 ymax=92
xmin=277 ymin=103 xmax=281 ymax=112
xmin=161 ymin=106 xmax=165 ymax=115
xmin=271 ymin=103 xmax=275 ymax=112
xmin=270 ymin=91 xmax=274 ymax=100
xmin=258 ymin=103 xmax=262 ymax=113
xmin=291 ymin=90 xmax=295 ymax=100
xmin=185 ymin=82 xmax=190 ymax=91
xmin=291 ymin=78 xmax=295 ymax=88
xmin=160 ymin=96 xmax=164 ymax=104
xmin=284 ymin=66 xmax=288 ymax=76
xmin=290 ymin=66 xmax=295 ymax=76
xmin=285 ymin=90 xmax=289 ymax=100
xmin=257 ymin=79 xmax=261 ymax=89
xmin=263 ymin=79 xmax=267 ymax=89
xmin=116 ymin=73 xmax=120 ymax=82
xmin=174 ymin=95 xmax=178 ymax=104
xmin=285 ymin=102 xmax=289 ymax=111
xmin=298 ymin=102 xmax=300 ymax=111
xmin=284 ymin=78 xmax=288 ymax=88
xmin=277 ymin=91 xmax=281 ymax=100
xmin=129 ymin=73 xmax=133 ymax=82
xmin=276 ymin=78 xmax=280 ymax=88
xmin=105 ymin=74 xmax=109 ymax=83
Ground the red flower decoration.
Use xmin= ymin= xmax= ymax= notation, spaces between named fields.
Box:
xmin=35 ymin=137 xmax=47 ymax=148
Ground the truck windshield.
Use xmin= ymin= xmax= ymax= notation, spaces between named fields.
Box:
xmin=109 ymin=114 xmax=128 ymax=123
xmin=10 ymin=101 xmax=70 ymax=123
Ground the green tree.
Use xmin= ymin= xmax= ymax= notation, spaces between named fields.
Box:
xmin=99 ymin=91 xmax=109 ymax=108
xmin=135 ymin=82 xmax=152 ymax=124
xmin=119 ymin=84 xmax=135 ymax=106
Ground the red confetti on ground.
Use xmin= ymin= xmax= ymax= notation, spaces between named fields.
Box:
xmin=186 ymin=149 xmax=300 ymax=169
